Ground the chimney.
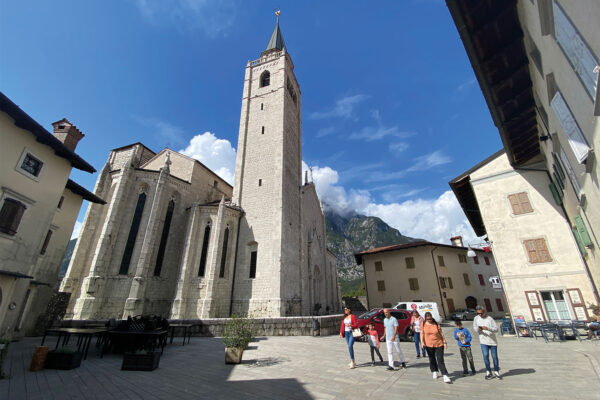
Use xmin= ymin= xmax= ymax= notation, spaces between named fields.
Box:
xmin=52 ymin=118 xmax=84 ymax=152
xmin=450 ymin=235 xmax=463 ymax=247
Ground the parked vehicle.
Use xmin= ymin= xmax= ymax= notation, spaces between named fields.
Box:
xmin=450 ymin=308 xmax=477 ymax=321
xmin=356 ymin=308 xmax=412 ymax=341
xmin=394 ymin=302 xmax=442 ymax=322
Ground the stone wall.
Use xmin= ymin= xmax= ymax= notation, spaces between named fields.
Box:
xmin=62 ymin=314 xmax=344 ymax=337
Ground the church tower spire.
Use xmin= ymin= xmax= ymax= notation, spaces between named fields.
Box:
xmin=263 ymin=10 xmax=285 ymax=54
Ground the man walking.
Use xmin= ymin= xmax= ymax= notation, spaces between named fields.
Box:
xmin=380 ymin=309 xmax=406 ymax=371
xmin=473 ymin=305 xmax=500 ymax=379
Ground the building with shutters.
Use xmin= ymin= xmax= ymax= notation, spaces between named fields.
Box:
xmin=60 ymin=20 xmax=341 ymax=320
xmin=447 ymin=0 xmax=599 ymax=321
xmin=355 ymin=237 xmax=504 ymax=319
xmin=0 ymin=93 xmax=104 ymax=338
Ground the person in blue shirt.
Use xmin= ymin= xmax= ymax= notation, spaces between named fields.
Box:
xmin=454 ymin=320 xmax=476 ymax=376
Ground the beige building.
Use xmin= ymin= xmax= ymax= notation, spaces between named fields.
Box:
xmin=0 ymin=93 xmax=103 ymax=338
xmin=355 ymin=239 xmax=504 ymax=319
xmin=447 ymin=0 xmax=600 ymax=318
xmin=61 ymin=20 xmax=340 ymax=320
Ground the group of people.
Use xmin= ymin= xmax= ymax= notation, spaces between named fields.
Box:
xmin=340 ymin=305 xmax=501 ymax=383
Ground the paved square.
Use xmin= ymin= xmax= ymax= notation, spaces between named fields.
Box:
xmin=1 ymin=325 xmax=599 ymax=399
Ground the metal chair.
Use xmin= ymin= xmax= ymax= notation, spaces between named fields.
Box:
xmin=540 ymin=323 xmax=562 ymax=342
xmin=515 ymin=321 xmax=532 ymax=338
xmin=556 ymin=320 xmax=578 ymax=341
xmin=527 ymin=322 xmax=544 ymax=340
xmin=500 ymin=318 xmax=515 ymax=335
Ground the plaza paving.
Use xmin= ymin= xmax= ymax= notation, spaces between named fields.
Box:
xmin=1 ymin=325 xmax=599 ymax=400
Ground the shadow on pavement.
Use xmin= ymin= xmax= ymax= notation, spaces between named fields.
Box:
xmin=500 ymin=368 xmax=536 ymax=377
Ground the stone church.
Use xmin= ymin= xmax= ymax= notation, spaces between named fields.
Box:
xmin=60 ymin=20 xmax=341 ymax=320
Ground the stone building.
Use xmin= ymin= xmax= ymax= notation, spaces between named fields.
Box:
xmin=0 ymin=93 xmax=104 ymax=338
xmin=447 ymin=0 xmax=599 ymax=319
xmin=60 ymin=20 xmax=340 ymax=320
xmin=355 ymin=238 xmax=505 ymax=319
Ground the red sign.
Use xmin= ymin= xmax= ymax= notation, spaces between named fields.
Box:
xmin=411 ymin=303 xmax=417 ymax=310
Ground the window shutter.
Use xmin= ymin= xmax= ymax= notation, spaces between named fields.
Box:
xmin=574 ymin=215 xmax=592 ymax=247
xmin=438 ymin=255 xmax=445 ymax=267
xmin=463 ymin=273 xmax=470 ymax=286
xmin=484 ymin=256 xmax=490 ymax=265
xmin=478 ymin=274 xmax=485 ymax=286
xmin=439 ymin=277 xmax=446 ymax=289
xmin=518 ymin=193 xmax=533 ymax=213
xmin=548 ymin=182 xmax=563 ymax=205
xmin=495 ymin=298 xmax=504 ymax=312
xmin=406 ymin=257 xmax=415 ymax=269
xmin=0 ymin=198 xmax=26 ymax=235
xmin=40 ymin=229 xmax=53 ymax=255
xmin=448 ymin=277 xmax=453 ymax=289
xmin=377 ymin=280 xmax=386 ymax=291
xmin=508 ymin=194 xmax=522 ymax=215
xmin=535 ymin=239 xmax=551 ymax=262
xmin=524 ymin=240 xmax=538 ymax=263
xmin=572 ymin=227 xmax=587 ymax=255
xmin=484 ymin=298 xmax=493 ymax=312
xmin=474 ymin=256 xmax=479 ymax=264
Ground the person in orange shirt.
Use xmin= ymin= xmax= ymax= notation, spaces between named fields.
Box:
xmin=367 ymin=322 xmax=384 ymax=366
xmin=420 ymin=311 xmax=451 ymax=383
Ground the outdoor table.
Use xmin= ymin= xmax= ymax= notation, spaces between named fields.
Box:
xmin=103 ymin=329 xmax=168 ymax=357
xmin=40 ymin=327 xmax=108 ymax=360
xmin=168 ymin=324 xmax=193 ymax=346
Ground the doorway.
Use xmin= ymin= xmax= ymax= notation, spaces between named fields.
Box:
xmin=540 ymin=290 xmax=571 ymax=320
xmin=465 ymin=296 xmax=477 ymax=309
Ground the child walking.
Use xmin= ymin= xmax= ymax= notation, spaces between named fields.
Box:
xmin=454 ymin=320 xmax=476 ymax=376
xmin=367 ymin=323 xmax=384 ymax=366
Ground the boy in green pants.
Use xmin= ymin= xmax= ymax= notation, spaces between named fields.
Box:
xmin=454 ymin=319 xmax=476 ymax=376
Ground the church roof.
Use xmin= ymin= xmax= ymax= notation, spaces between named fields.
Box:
xmin=265 ymin=21 xmax=285 ymax=52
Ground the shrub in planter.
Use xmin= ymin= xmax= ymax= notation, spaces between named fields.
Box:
xmin=45 ymin=348 xmax=83 ymax=370
xmin=222 ymin=314 xmax=255 ymax=364
xmin=121 ymin=350 xmax=161 ymax=371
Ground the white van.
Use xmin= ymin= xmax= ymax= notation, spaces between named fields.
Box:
xmin=393 ymin=302 xmax=442 ymax=322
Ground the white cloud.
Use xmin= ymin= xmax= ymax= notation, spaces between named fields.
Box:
xmin=349 ymin=109 xmax=414 ymax=141
xmin=406 ymin=150 xmax=452 ymax=172
xmin=131 ymin=0 xmax=237 ymax=36
xmin=133 ymin=116 xmax=186 ymax=146
xmin=456 ymin=77 xmax=476 ymax=91
xmin=309 ymin=94 xmax=368 ymax=120
xmin=316 ymin=127 xmax=336 ymax=138
xmin=179 ymin=132 xmax=236 ymax=184
xmin=389 ymin=142 xmax=409 ymax=153
xmin=71 ymin=220 xmax=83 ymax=240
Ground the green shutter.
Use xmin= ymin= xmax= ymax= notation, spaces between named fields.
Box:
xmin=572 ymin=227 xmax=587 ymax=255
xmin=574 ymin=215 xmax=592 ymax=247
xmin=549 ymin=183 xmax=563 ymax=205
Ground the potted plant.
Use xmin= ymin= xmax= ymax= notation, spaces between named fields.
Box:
xmin=121 ymin=349 xmax=161 ymax=371
xmin=45 ymin=347 xmax=83 ymax=370
xmin=222 ymin=314 xmax=255 ymax=364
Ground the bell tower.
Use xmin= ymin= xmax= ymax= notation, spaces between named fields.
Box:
xmin=231 ymin=13 xmax=303 ymax=316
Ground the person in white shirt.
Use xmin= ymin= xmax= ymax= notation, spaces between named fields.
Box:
xmin=473 ymin=305 xmax=500 ymax=380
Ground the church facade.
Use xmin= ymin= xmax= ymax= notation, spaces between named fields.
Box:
xmin=60 ymin=21 xmax=341 ymax=320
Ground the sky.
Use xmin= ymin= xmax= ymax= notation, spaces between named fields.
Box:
xmin=1 ymin=0 xmax=503 ymax=244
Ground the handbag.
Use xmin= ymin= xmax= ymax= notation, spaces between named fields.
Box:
xmin=352 ymin=328 xmax=363 ymax=338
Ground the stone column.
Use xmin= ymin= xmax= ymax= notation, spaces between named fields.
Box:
xmin=170 ymin=203 xmax=200 ymax=319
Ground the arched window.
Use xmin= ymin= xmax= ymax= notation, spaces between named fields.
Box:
xmin=119 ymin=192 xmax=147 ymax=274
xmin=260 ymin=71 xmax=270 ymax=87
xmin=198 ymin=224 xmax=211 ymax=277
xmin=219 ymin=228 xmax=230 ymax=278
xmin=154 ymin=199 xmax=175 ymax=276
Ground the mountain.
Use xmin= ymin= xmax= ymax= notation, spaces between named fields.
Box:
xmin=325 ymin=210 xmax=417 ymax=290
xmin=59 ymin=238 xmax=77 ymax=278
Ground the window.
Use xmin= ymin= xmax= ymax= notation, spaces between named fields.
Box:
xmin=213 ymin=180 xmax=218 ymax=188
xmin=473 ymin=256 xmax=479 ymax=265
xmin=559 ymin=148 xmax=582 ymax=199
xmin=374 ymin=261 xmax=383 ymax=271
xmin=551 ymin=91 xmax=590 ymax=163
xmin=119 ymin=192 xmax=147 ymax=275
xmin=508 ymin=192 xmax=534 ymax=215
xmin=495 ymin=299 xmax=504 ymax=312
xmin=458 ymin=254 xmax=467 ymax=263
xmin=484 ymin=298 xmax=493 ymax=312
xmin=261 ymin=126 xmax=265 ymax=135
xmin=523 ymin=238 xmax=552 ymax=263
xmin=198 ymin=225 xmax=211 ymax=277
xmin=437 ymin=255 xmax=445 ymax=267
xmin=40 ymin=229 xmax=53 ymax=255
xmin=405 ymin=257 xmax=415 ymax=269
xmin=261 ymin=103 xmax=264 ymax=110
xmin=484 ymin=256 xmax=490 ymax=265
xmin=377 ymin=280 xmax=386 ymax=291
xmin=260 ymin=71 xmax=270 ymax=87
xmin=409 ymin=278 xmax=419 ymax=290
xmin=219 ymin=228 xmax=230 ymax=278
xmin=439 ymin=277 xmax=446 ymax=289
xmin=447 ymin=277 xmax=453 ymax=289
xmin=0 ymin=198 xmax=26 ymax=235
xmin=463 ymin=273 xmax=470 ymax=286
xmin=57 ymin=196 xmax=64 ymax=209
xmin=154 ymin=199 xmax=175 ymax=276
xmin=524 ymin=29 xmax=543 ymax=76
xmin=249 ymin=251 xmax=257 ymax=278
xmin=20 ymin=153 xmax=43 ymax=177
xmin=258 ymin=179 xmax=262 ymax=187
xmin=478 ymin=274 xmax=485 ymax=286
xmin=391 ymin=311 xmax=408 ymax=320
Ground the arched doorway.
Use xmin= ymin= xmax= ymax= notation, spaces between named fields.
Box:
xmin=465 ymin=296 xmax=477 ymax=309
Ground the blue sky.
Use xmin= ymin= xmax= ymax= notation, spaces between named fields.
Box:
xmin=1 ymin=0 xmax=502 ymax=244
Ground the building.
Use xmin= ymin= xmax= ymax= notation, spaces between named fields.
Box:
xmin=60 ymin=20 xmax=340 ymax=320
xmin=355 ymin=238 xmax=505 ymax=319
xmin=447 ymin=0 xmax=600 ymax=319
xmin=0 ymin=93 xmax=104 ymax=338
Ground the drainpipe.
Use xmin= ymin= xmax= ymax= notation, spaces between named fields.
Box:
xmin=430 ymin=246 xmax=447 ymax=320
xmin=228 ymin=210 xmax=245 ymax=316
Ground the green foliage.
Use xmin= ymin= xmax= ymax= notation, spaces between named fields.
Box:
xmin=340 ymin=278 xmax=366 ymax=297
xmin=222 ymin=314 xmax=255 ymax=349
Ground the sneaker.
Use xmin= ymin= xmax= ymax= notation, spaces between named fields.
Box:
xmin=387 ymin=366 xmax=395 ymax=371
xmin=371 ymin=362 xmax=375 ymax=367
xmin=401 ymin=362 xmax=406 ymax=368
xmin=416 ymin=355 xmax=421 ymax=358
xmin=463 ymin=371 xmax=469 ymax=376
xmin=443 ymin=375 xmax=452 ymax=383
xmin=433 ymin=371 xmax=438 ymax=380
xmin=470 ymin=371 xmax=476 ymax=376
xmin=485 ymin=371 xmax=493 ymax=380
xmin=350 ymin=360 xmax=356 ymax=369
xmin=494 ymin=371 xmax=502 ymax=380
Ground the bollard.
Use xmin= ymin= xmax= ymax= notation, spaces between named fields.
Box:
xmin=30 ymin=346 xmax=49 ymax=371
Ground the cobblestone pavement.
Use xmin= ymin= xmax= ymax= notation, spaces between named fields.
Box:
xmin=1 ymin=325 xmax=599 ymax=400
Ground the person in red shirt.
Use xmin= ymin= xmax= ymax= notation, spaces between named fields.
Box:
xmin=339 ymin=306 xmax=358 ymax=368
xmin=367 ymin=323 xmax=384 ymax=366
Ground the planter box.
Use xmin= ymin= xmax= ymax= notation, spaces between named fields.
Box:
xmin=225 ymin=347 xmax=244 ymax=364
xmin=121 ymin=352 xmax=161 ymax=371
xmin=44 ymin=351 xmax=83 ymax=370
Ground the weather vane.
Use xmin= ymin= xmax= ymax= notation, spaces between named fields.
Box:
xmin=275 ymin=9 xmax=280 ymax=22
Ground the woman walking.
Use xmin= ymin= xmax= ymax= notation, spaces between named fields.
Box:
xmin=410 ymin=310 xmax=426 ymax=358
xmin=339 ymin=306 xmax=358 ymax=368
xmin=420 ymin=312 xmax=452 ymax=383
